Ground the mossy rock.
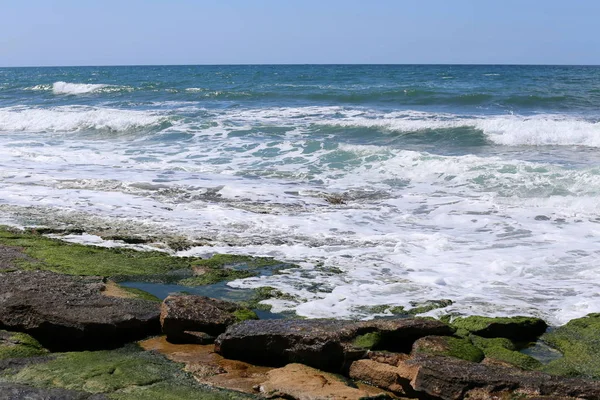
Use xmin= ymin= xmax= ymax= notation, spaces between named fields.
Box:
xmin=0 ymin=331 xmax=48 ymax=360
xmin=244 ymin=286 xmax=296 ymax=311
xmin=2 ymin=345 xmax=254 ymax=399
xmin=0 ymin=228 xmax=193 ymax=277
xmin=412 ymin=335 xmax=484 ymax=363
xmin=178 ymin=269 xmax=255 ymax=286
xmin=470 ymin=335 xmax=541 ymax=370
xmin=451 ymin=316 xmax=547 ymax=341
xmin=352 ymin=332 xmax=383 ymax=350
xmin=0 ymin=227 xmax=292 ymax=288
xmin=233 ymin=309 xmax=259 ymax=323
xmin=117 ymin=286 xmax=162 ymax=303
xmin=540 ymin=313 xmax=600 ymax=379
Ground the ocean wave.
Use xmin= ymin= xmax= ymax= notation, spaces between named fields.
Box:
xmin=321 ymin=111 xmax=600 ymax=147
xmin=0 ymin=106 xmax=169 ymax=133
xmin=23 ymin=82 xmax=133 ymax=95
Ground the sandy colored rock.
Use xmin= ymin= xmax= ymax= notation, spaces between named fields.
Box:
xmin=349 ymin=359 xmax=415 ymax=396
xmin=140 ymin=335 xmax=273 ymax=393
xmin=258 ymin=363 xmax=391 ymax=400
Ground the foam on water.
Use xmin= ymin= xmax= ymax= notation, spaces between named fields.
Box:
xmin=52 ymin=81 xmax=126 ymax=95
xmin=1 ymin=122 xmax=600 ymax=324
xmin=0 ymin=106 xmax=169 ymax=133
xmin=2 ymin=64 xmax=600 ymax=324
xmin=210 ymin=106 xmax=600 ymax=147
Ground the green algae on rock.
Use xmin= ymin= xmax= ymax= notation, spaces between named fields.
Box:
xmin=470 ymin=335 xmax=541 ymax=370
xmin=0 ymin=331 xmax=48 ymax=360
xmin=0 ymin=227 xmax=293 ymax=288
xmin=541 ymin=313 xmax=600 ymax=379
xmin=411 ymin=335 xmax=484 ymax=363
xmin=353 ymin=332 xmax=383 ymax=350
xmin=451 ymin=316 xmax=547 ymax=341
xmin=2 ymin=345 xmax=255 ymax=400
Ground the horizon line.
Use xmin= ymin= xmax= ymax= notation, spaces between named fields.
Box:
xmin=1 ymin=62 xmax=600 ymax=69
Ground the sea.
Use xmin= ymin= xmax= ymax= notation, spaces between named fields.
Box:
xmin=1 ymin=64 xmax=600 ymax=325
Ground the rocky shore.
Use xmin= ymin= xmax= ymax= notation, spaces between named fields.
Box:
xmin=1 ymin=227 xmax=600 ymax=400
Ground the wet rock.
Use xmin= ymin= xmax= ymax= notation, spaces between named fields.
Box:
xmin=160 ymin=294 xmax=257 ymax=344
xmin=258 ymin=363 xmax=391 ymax=400
xmin=451 ymin=316 xmax=547 ymax=341
xmin=0 ymin=270 xmax=160 ymax=351
xmin=215 ymin=318 xmax=452 ymax=372
xmin=0 ymin=383 xmax=108 ymax=400
xmin=471 ymin=335 xmax=541 ymax=370
xmin=411 ymin=335 xmax=484 ymax=362
xmin=402 ymin=355 xmax=600 ymax=400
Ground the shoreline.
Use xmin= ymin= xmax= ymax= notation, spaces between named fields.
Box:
xmin=0 ymin=225 xmax=600 ymax=398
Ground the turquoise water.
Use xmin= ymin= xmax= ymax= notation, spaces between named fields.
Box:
xmin=1 ymin=65 xmax=600 ymax=323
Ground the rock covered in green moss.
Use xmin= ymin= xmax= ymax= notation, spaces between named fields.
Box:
xmin=541 ymin=313 xmax=600 ymax=379
xmin=451 ymin=316 xmax=547 ymax=341
xmin=412 ymin=335 xmax=484 ymax=363
xmin=160 ymin=294 xmax=257 ymax=344
xmin=0 ymin=331 xmax=48 ymax=360
xmin=1 ymin=345 xmax=255 ymax=400
xmin=470 ymin=335 xmax=541 ymax=370
xmin=0 ymin=228 xmax=293 ymax=288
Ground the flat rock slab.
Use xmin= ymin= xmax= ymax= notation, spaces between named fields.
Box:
xmin=0 ymin=383 xmax=108 ymax=400
xmin=259 ymin=363 xmax=393 ymax=400
xmin=0 ymin=270 xmax=160 ymax=351
xmin=215 ymin=318 xmax=452 ymax=372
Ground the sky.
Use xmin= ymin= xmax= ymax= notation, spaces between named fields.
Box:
xmin=1 ymin=0 xmax=599 ymax=66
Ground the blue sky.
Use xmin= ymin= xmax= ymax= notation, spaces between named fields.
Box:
xmin=1 ymin=0 xmax=599 ymax=66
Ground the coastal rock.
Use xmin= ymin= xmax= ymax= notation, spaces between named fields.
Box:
xmin=160 ymin=294 xmax=257 ymax=344
xmin=541 ymin=313 xmax=600 ymax=378
xmin=451 ymin=316 xmax=547 ymax=341
xmin=258 ymin=363 xmax=392 ymax=400
xmin=349 ymin=359 xmax=416 ymax=397
xmin=411 ymin=335 xmax=484 ymax=362
xmin=0 ymin=270 xmax=160 ymax=351
xmin=214 ymin=318 xmax=452 ymax=372
xmin=402 ymin=355 xmax=600 ymax=400
xmin=0 ymin=383 xmax=108 ymax=400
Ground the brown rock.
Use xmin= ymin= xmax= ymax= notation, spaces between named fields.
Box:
xmin=160 ymin=294 xmax=246 ymax=343
xmin=401 ymin=355 xmax=600 ymax=400
xmin=367 ymin=351 xmax=410 ymax=366
xmin=349 ymin=359 xmax=416 ymax=397
xmin=215 ymin=318 xmax=452 ymax=372
xmin=0 ymin=270 xmax=160 ymax=351
xmin=258 ymin=363 xmax=391 ymax=400
xmin=139 ymin=336 xmax=273 ymax=394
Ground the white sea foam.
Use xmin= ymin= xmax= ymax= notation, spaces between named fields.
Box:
xmin=216 ymin=106 xmax=600 ymax=147
xmin=2 ymin=103 xmax=600 ymax=324
xmin=51 ymin=81 xmax=130 ymax=95
xmin=0 ymin=106 xmax=168 ymax=133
